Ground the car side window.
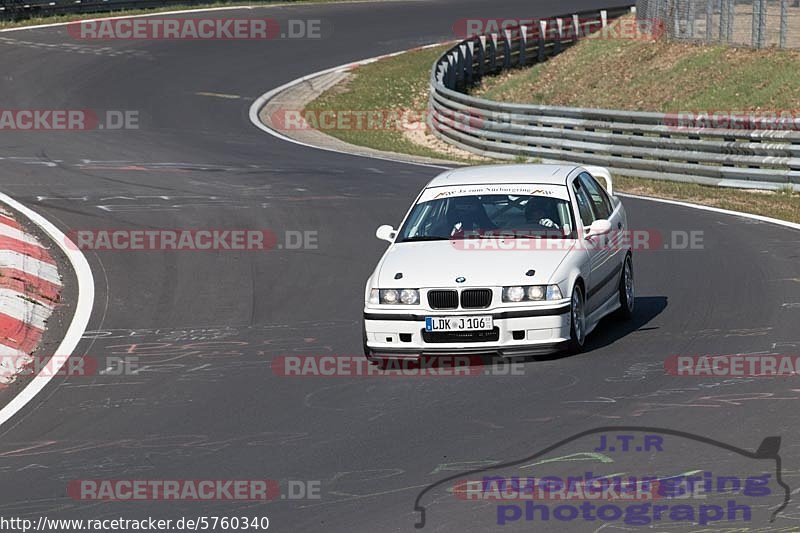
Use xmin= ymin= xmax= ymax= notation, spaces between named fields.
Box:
xmin=579 ymin=173 xmax=613 ymax=220
xmin=572 ymin=179 xmax=596 ymax=227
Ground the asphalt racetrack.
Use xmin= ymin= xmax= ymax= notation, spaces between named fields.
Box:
xmin=0 ymin=1 xmax=799 ymax=531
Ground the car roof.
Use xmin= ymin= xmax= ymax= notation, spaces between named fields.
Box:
xmin=426 ymin=164 xmax=578 ymax=187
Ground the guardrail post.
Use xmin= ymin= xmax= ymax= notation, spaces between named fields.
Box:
xmin=687 ymin=0 xmax=695 ymax=38
xmin=538 ymin=21 xmax=547 ymax=62
xmin=555 ymin=18 xmax=564 ymax=53
xmin=780 ymin=0 xmax=788 ymax=48
xmin=435 ymin=64 xmax=446 ymax=85
xmin=456 ymin=44 xmax=467 ymax=89
xmin=572 ymin=14 xmax=581 ymax=40
xmin=464 ymin=41 xmax=474 ymax=86
xmin=488 ymin=33 xmax=498 ymax=73
xmin=705 ymin=0 xmax=713 ymax=42
xmin=476 ymin=35 xmax=486 ymax=77
xmin=502 ymin=29 xmax=512 ymax=69
xmin=601 ymin=9 xmax=608 ymax=38
xmin=447 ymin=52 xmax=457 ymax=89
xmin=519 ymin=25 xmax=528 ymax=67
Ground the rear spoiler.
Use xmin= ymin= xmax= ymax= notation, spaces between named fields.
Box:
xmin=583 ymin=166 xmax=613 ymax=196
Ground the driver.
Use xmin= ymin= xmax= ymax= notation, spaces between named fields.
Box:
xmin=446 ymin=196 xmax=494 ymax=236
xmin=525 ymin=199 xmax=561 ymax=229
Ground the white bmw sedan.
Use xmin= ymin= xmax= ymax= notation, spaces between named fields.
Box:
xmin=363 ymin=164 xmax=634 ymax=361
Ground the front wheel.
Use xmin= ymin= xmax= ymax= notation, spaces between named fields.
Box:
xmin=567 ymin=284 xmax=586 ymax=354
xmin=616 ymin=254 xmax=635 ymax=320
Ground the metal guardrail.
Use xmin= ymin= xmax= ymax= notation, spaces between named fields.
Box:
xmin=428 ymin=6 xmax=800 ymax=189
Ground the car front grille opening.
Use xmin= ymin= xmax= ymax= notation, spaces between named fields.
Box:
xmin=428 ymin=290 xmax=459 ymax=310
xmin=422 ymin=327 xmax=500 ymax=344
xmin=400 ymin=333 xmax=412 ymax=343
xmin=460 ymin=289 xmax=492 ymax=309
xmin=512 ymin=330 xmax=525 ymax=340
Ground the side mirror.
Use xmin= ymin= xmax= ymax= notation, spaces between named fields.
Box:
xmin=585 ymin=219 xmax=612 ymax=238
xmin=376 ymin=225 xmax=397 ymax=243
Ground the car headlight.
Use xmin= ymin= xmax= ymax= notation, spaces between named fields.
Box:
xmin=527 ymin=286 xmax=545 ymax=301
xmin=503 ymin=285 xmax=564 ymax=302
xmin=373 ymin=289 xmax=420 ymax=305
xmin=503 ymin=286 xmax=526 ymax=302
xmin=400 ymin=289 xmax=419 ymax=305
xmin=382 ymin=289 xmax=399 ymax=304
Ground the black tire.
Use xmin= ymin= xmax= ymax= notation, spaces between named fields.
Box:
xmin=616 ymin=254 xmax=635 ymax=320
xmin=567 ymin=283 xmax=586 ymax=354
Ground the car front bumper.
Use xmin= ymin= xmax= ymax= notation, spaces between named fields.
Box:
xmin=363 ymin=303 xmax=571 ymax=359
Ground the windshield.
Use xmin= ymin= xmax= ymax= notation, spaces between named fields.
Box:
xmin=398 ymin=192 xmax=575 ymax=242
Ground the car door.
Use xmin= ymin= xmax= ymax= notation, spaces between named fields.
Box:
xmin=579 ymin=172 xmax=625 ymax=304
xmin=572 ymin=175 xmax=617 ymax=313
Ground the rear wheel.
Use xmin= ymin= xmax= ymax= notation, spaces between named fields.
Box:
xmin=567 ymin=283 xmax=586 ymax=354
xmin=616 ymin=254 xmax=635 ymax=320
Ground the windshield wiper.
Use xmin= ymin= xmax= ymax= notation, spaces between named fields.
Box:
xmin=478 ymin=234 xmax=535 ymax=239
xmin=401 ymin=236 xmax=451 ymax=242
xmin=477 ymin=232 xmax=567 ymax=239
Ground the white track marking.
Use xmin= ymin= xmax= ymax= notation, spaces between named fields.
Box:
xmin=0 ymin=193 xmax=94 ymax=429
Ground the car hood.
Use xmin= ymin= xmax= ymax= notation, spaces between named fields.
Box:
xmin=376 ymin=240 xmax=575 ymax=288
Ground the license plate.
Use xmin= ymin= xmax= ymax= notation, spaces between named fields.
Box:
xmin=425 ymin=316 xmax=493 ymax=332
